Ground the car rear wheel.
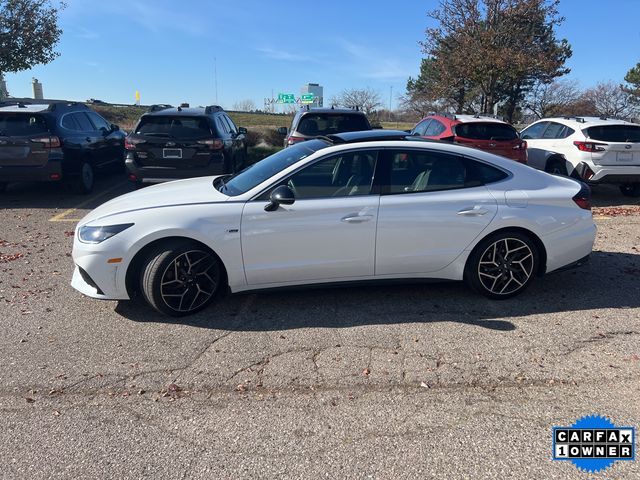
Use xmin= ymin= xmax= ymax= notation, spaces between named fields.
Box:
xmin=464 ymin=232 xmax=539 ymax=299
xmin=619 ymin=183 xmax=640 ymax=197
xmin=71 ymin=161 xmax=95 ymax=194
xmin=141 ymin=240 xmax=222 ymax=316
xmin=545 ymin=159 xmax=568 ymax=176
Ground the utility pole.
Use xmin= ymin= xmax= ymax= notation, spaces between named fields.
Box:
xmin=389 ymin=86 xmax=393 ymax=122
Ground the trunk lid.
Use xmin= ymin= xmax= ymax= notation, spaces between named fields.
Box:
xmin=0 ymin=113 xmax=51 ymax=167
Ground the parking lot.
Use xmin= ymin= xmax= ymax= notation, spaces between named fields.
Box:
xmin=1 ymin=175 xmax=639 ymax=478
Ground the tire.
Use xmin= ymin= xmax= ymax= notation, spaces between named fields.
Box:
xmin=71 ymin=161 xmax=95 ymax=194
xmin=619 ymin=183 xmax=640 ymax=198
xmin=140 ymin=240 xmax=222 ymax=317
xmin=464 ymin=231 xmax=539 ymax=300
xmin=545 ymin=158 xmax=568 ymax=176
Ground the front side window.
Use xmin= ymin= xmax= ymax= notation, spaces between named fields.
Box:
xmin=541 ymin=122 xmax=566 ymax=139
xmin=87 ymin=111 xmax=111 ymax=132
xmin=223 ymin=114 xmax=237 ymax=134
xmin=520 ymin=121 xmax=549 ymax=140
xmin=285 ymin=150 xmax=377 ymax=199
xmin=384 ymin=150 xmax=505 ymax=194
xmin=424 ymin=119 xmax=446 ymax=136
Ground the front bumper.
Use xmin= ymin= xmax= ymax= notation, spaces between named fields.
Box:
xmin=71 ymin=239 xmax=130 ymax=300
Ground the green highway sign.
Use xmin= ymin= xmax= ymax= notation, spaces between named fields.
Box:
xmin=301 ymin=93 xmax=315 ymax=104
xmin=277 ymin=93 xmax=295 ymax=104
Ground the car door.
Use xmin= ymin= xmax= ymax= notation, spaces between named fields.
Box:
xmin=86 ymin=111 xmax=122 ymax=165
xmin=73 ymin=111 xmax=106 ymax=166
xmin=240 ymin=150 xmax=380 ymax=285
xmin=375 ymin=149 xmax=498 ymax=275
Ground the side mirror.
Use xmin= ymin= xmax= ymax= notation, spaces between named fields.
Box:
xmin=277 ymin=126 xmax=288 ymax=135
xmin=111 ymin=124 xmax=120 ymax=132
xmin=238 ymin=126 xmax=247 ymax=135
xmin=264 ymin=185 xmax=295 ymax=211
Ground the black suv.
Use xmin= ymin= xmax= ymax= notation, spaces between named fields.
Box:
xmin=0 ymin=102 xmax=125 ymax=193
xmin=278 ymin=107 xmax=372 ymax=147
xmin=125 ymin=104 xmax=247 ymax=186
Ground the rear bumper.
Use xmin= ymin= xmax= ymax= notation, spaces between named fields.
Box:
xmin=543 ymin=219 xmax=596 ymax=274
xmin=125 ymin=154 xmax=226 ymax=183
xmin=575 ymin=162 xmax=640 ymax=184
xmin=0 ymin=158 xmax=63 ymax=183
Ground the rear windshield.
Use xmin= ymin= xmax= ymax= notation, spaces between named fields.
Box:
xmin=454 ymin=122 xmax=518 ymax=141
xmin=135 ymin=116 xmax=212 ymax=139
xmin=0 ymin=113 xmax=49 ymax=136
xmin=585 ymin=125 xmax=640 ymax=143
xmin=297 ymin=114 xmax=370 ymax=136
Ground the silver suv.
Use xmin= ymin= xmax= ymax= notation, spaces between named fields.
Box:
xmin=278 ymin=107 xmax=372 ymax=147
xmin=521 ymin=116 xmax=640 ymax=196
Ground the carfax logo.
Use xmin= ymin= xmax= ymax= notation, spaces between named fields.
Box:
xmin=553 ymin=415 xmax=635 ymax=473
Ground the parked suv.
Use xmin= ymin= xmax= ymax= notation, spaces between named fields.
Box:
xmin=410 ymin=113 xmax=527 ymax=163
xmin=278 ymin=107 xmax=372 ymax=147
xmin=521 ymin=116 xmax=640 ymax=196
xmin=0 ymin=102 xmax=125 ymax=193
xmin=125 ymin=105 xmax=247 ymax=186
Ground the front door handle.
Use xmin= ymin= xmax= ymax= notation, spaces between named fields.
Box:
xmin=341 ymin=214 xmax=374 ymax=223
xmin=457 ymin=206 xmax=489 ymax=216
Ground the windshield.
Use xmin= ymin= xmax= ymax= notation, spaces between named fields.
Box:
xmin=217 ymin=139 xmax=329 ymax=196
xmin=454 ymin=122 xmax=518 ymax=141
xmin=135 ymin=116 xmax=212 ymax=139
xmin=0 ymin=113 xmax=49 ymax=136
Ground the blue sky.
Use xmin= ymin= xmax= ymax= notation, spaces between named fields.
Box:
xmin=4 ymin=0 xmax=640 ymax=109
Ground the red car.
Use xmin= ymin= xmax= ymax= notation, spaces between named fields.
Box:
xmin=410 ymin=113 xmax=527 ymax=163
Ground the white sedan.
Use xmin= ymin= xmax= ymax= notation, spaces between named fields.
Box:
xmin=71 ymin=136 xmax=596 ymax=316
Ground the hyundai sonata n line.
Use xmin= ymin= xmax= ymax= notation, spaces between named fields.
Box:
xmin=71 ymin=137 xmax=596 ymax=316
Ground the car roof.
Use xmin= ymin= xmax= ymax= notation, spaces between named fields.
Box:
xmin=327 ymin=130 xmax=410 ymax=143
xmin=537 ymin=116 xmax=638 ymax=128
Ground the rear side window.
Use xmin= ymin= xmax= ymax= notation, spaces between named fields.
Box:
xmin=135 ymin=116 xmax=212 ymax=139
xmin=0 ymin=113 xmax=49 ymax=136
xmin=297 ymin=114 xmax=369 ymax=136
xmin=455 ymin=122 xmax=518 ymax=141
xmin=61 ymin=114 xmax=80 ymax=130
xmin=585 ymin=125 xmax=640 ymax=142
xmin=412 ymin=119 xmax=431 ymax=136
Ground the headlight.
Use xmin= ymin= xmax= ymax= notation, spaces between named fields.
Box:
xmin=78 ymin=223 xmax=134 ymax=244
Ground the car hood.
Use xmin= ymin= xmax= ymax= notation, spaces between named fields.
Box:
xmin=79 ymin=176 xmax=230 ymax=225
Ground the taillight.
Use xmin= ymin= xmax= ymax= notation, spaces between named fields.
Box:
xmin=31 ymin=136 xmax=61 ymax=148
xmin=125 ymin=138 xmax=145 ymax=150
xmin=287 ymin=136 xmax=306 ymax=146
xmin=572 ymin=183 xmax=592 ymax=211
xmin=197 ymin=138 xmax=224 ymax=150
xmin=573 ymin=141 xmax=607 ymax=152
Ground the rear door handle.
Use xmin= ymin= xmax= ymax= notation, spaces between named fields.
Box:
xmin=341 ymin=214 xmax=374 ymax=223
xmin=457 ymin=206 xmax=489 ymax=216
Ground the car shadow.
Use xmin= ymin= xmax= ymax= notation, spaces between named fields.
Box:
xmin=114 ymin=250 xmax=640 ymax=332
xmin=591 ymin=184 xmax=640 ymax=207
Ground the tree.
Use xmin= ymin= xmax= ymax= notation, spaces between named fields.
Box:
xmin=581 ymin=81 xmax=636 ymax=119
xmin=418 ymin=0 xmax=571 ymax=121
xmin=0 ymin=0 xmax=64 ymax=97
xmin=232 ymin=99 xmax=256 ymax=112
xmin=623 ymin=62 xmax=640 ymax=102
xmin=333 ymin=87 xmax=383 ymax=117
xmin=524 ymin=79 xmax=581 ymax=119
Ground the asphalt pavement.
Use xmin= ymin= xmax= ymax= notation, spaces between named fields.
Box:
xmin=0 ymin=177 xmax=639 ymax=479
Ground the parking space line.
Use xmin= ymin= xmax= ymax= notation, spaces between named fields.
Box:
xmin=49 ymin=181 xmax=128 ymax=223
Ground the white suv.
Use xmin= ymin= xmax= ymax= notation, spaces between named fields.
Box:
xmin=520 ymin=116 xmax=640 ymax=197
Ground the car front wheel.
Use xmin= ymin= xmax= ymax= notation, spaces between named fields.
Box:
xmin=141 ymin=240 xmax=222 ymax=316
xmin=464 ymin=232 xmax=539 ymax=299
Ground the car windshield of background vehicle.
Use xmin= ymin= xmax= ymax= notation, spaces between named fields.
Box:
xmin=298 ymin=114 xmax=369 ymax=136
xmin=0 ymin=113 xmax=49 ymax=136
xmin=455 ymin=122 xmax=518 ymax=141
xmin=135 ymin=116 xmax=212 ymax=139
xmin=217 ymin=139 xmax=329 ymax=196
xmin=585 ymin=125 xmax=640 ymax=142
